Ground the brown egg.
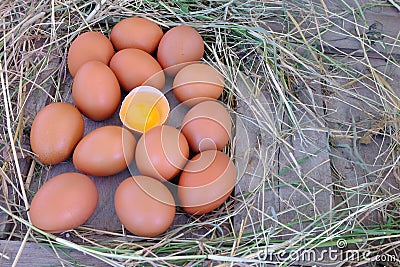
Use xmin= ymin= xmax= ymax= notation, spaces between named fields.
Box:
xmin=110 ymin=48 xmax=165 ymax=91
xmin=178 ymin=150 xmax=236 ymax=215
xmin=72 ymin=61 xmax=121 ymax=121
xmin=181 ymin=101 xmax=232 ymax=152
xmin=135 ymin=125 xmax=189 ymax=181
xmin=67 ymin=31 xmax=114 ymax=77
xmin=114 ymin=176 xmax=176 ymax=237
xmin=110 ymin=17 xmax=163 ymax=53
xmin=73 ymin=126 xmax=136 ymax=176
xmin=29 ymin=172 xmax=98 ymax=233
xmin=157 ymin=25 xmax=204 ymax=76
xmin=30 ymin=102 xmax=84 ymax=165
xmin=173 ymin=63 xmax=225 ymax=106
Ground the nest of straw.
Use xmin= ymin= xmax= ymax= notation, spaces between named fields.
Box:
xmin=1 ymin=0 xmax=400 ymax=266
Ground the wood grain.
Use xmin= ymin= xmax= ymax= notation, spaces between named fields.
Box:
xmin=277 ymin=80 xmax=333 ymax=236
xmin=234 ymin=75 xmax=279 ymax=234
xmin=265 ymin=1 xmax=400 ymax=58
xmin=0 ymin=240 xmax=108 ymax=267
xmin=321 ymin=4 xmax=400 ymax=57
xmin=325 ymin=56 xmax=400 ymax=225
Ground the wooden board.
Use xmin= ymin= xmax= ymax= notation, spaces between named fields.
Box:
xmin=277 ymin=81 xmax=333 ymax=234
xmin=325 ymin=56 xmax=400 ymax=225
xmin=265 ymin=1 xmax=400 ymax=58
xmin=233 ymin=75 xmax=335 ymax=266
xmin=320 ymin=3 xmax=400 ymax=57
xmin=233 ymin=75 xmax=279 ymax=235
xmin=0 ymin=240 xmax=108 ymax=267
xmin=233 ymin=73 xmax=333 ymax=237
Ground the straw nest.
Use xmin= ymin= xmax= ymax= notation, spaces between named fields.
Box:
xmin=1 ymin=1 xmax=399 ymax=266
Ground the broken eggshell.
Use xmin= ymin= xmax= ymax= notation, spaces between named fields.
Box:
xmin=119 ymin=86 xmax=170 ymax=135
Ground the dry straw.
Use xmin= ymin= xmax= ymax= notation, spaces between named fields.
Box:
xmin=1 ymin=0 xmax=399 ymax=266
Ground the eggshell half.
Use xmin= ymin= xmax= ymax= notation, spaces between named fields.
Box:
xmin=119 ymin=86 xmax=170 ymax=134
xmin=29 ymin=172 xmax=98 ymax=233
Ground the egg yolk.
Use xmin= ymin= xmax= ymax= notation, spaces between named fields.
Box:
xmin=126 ymin=103 xmax=161 ymax=132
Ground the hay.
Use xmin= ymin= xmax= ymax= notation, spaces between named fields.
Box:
xmin=1 ymin=0 xmax=399 ymax=266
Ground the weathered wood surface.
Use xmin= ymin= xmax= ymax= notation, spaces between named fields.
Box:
xmin=233 ymin=75 xmax=279 ymax=234
xmin=0 ymin=240 xmax=108 ymax=267
xmin=233 ymin=74 xmax=333 ymax=254
xmin=233 ymin=2 xmax=400 ymax=265
xmin=277 ymin=81 xmax=333 ymax=234
xmin=325 ymin=56 xmax=400 ymax=225
xmin=320 ymin=1 xmax=400 ymax=57
xmin=265 ymin=2 xmax=400 ymax=58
